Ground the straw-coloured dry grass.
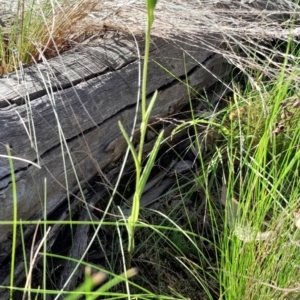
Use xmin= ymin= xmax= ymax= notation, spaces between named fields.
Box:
xmin=1 ymin=0 xmax=300 ymax=74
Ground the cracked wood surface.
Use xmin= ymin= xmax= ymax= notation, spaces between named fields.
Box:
xmin=0 ymin=31 xmax=230 ymax=249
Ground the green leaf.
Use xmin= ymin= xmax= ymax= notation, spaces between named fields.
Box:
xmin=145 ymin=90 xmax=158 ymax=122
xmin=118 ymin=121 xmax=139 ymax=167
xmin=139 ymin=130 xmax=164 ymax=193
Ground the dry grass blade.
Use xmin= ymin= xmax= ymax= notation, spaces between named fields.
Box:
xmin=1 ymin=0 xmax=300 ymax=75
xmin=23 ymin=225 xmax=51 ymax=300
xmin=84 ymin=0 xmax=300 ymax=77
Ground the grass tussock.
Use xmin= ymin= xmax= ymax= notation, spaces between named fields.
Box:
xmin=217 ymin=74 xmax=300 ymax=299
xmin=0 ymin=0 xmax=99 ymax=73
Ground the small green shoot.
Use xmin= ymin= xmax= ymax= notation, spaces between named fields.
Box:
xmin=118 ymin=0 xmax=162 ymax=258
xmin=7 ymin=145 xmax=18 ymax=300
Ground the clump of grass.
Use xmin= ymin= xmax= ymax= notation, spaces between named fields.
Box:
xmin=218 ymin=72 xmax=300 ymax=298
xmin=0 ymin=0 xmax=98 ymax=73
xmin=163 ymin=35 xmax=300 ymax=298
xmin=183 ymin=58 xmax=300 ymax=297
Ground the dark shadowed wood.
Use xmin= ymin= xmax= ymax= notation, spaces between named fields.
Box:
xmin=0 ymin=31 xmax=230 ymax=254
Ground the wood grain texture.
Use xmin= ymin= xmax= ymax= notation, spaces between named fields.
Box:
xmin=0 ymin=31 xmax=230 ymax=250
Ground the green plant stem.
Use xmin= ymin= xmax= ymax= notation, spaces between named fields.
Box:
xmin=7 ymin=146 xmax=17 ymax=300
xmin=125 ymin=0 xmax=158 ymax=258
xmin=138 ymin=5 xmax=152 ymax=163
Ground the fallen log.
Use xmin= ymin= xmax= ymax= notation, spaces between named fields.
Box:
xmin=0 ymin=31 xmax=230 ymax=268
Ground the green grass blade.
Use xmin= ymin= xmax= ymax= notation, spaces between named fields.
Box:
xmin=6 ymin=146 xmax=17 ymax=300
xmin=145 ymin=90 xmax=158 ymax=122
xmin=118 ymin=121 xmax=139 ymax=167
xmin=139 ymin=130 xmax=164 ymax=194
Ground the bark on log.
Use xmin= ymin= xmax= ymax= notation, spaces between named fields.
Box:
xmin=0 ymin=31 xmax=230 ymax=253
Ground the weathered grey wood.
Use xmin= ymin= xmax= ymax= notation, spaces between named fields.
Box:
xmin=0 ymin=31 xmax=230 ymax=251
